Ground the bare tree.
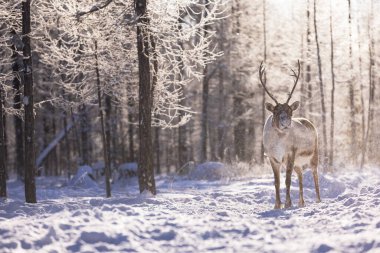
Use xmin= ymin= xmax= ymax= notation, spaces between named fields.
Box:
xmin=200 ymin=0 xmax=211 ymax=163
xmin=94 ymin=40 xmax=111 ymax=197
xmin=10 ymin=30 xmax=24 ymax=180
xmin=22 ymin=0 xmax=37 ymax=203
xmin=313 ymin=0 xmax=327 ymax=164
xmin=328 ymin=0 xmax=336 ymax=168
xmin=136 ymin=0 xmax=156 ymax=194
xmin=261 ymin=0 xmax=267 ymax=163
xmin=0 ymin=85 xmax=6 ymax=198
xmin=362 ymin=0 xmax=375 ymax=168
xmin=306 ymin=0 xmax=313 ymax=116
xmin=347 ymin=0 xmax=357 ymax=163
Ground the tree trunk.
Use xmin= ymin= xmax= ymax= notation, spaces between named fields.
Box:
xmin=3 ymin=112 xmax=7 ymax=179
xmin=209 ymin=121 xmax=217 ymax=161
xmin=52 ymin=111 xmax=59 ymax=175
xmin=261 ymin=0 xmax=267 ymax=163
xmin=105 ymin=94 xmax=112 ymax=171
xmin=42 ymin=116 xmax=49 ymax=175
xmin=11 ymin=30 xmax=24 ymax=180
xmin=79 ymin=104 xmax=90 ymax=165
xmin=200 ymin=0 xmax=211 ymax=163
xmin=94 ymin=40 xmax=111 ymax=198
xmin=347 ymin=0 xmax=357 ymax=162
xmin=71 ymin=107 xmax=82 ymax=164
xmin=313 ymin=0 xmax=327 ymax=164
xmin=63 ymin=111 xmax=71 ymax=179
xmin=217 ymin=55 xmax=225 ymax=161
xmin=155 ymin=126 xmax=160 ymax=174
xmin=136 ymin=0 xmax=156 ymax=194
xmin=362 ymin=0 xmax=375 ymax=168
xmin=200 ymin=65 xmax=209 ymax=163
xmin=306 ymin=0 xmax=312 ymax=116
xmin=328 ymin=0 xmax=336 ymax=169
xmin=356 ymin=14 xmax=365 ymax=169
xmin=231 ymin=0 xmax=246 ymax=161
xmin=177 ymin=48 xmax=188 ymax=168
xmin=0 ymin=85 xmax=6 ymax=198
xmin=233 ymin=93 xmax=246 ymax=161
xmin=22 ymin=0 xmax=36 ymax=203
xmin=128 ymin=109 xmax=135 ymax=162
xmin=300 ymin=35 xmax=305 ymax=117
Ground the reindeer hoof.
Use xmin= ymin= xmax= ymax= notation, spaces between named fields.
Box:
xmin=274 ymin=202 xmax=282 ymax=209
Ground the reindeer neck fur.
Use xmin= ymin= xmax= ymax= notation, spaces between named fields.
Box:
xmin=263 ymin=115 xmax=317 ymax=164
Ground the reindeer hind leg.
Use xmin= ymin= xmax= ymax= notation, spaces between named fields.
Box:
xmin=311 ymin=151 xmax=321 ymax=203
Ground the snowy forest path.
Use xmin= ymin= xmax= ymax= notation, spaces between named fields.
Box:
xmin=0 ymin=170 xmax=380 ymax=252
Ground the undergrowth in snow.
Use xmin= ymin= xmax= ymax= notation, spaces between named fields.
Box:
xmin=1 ymin=165 xmax=379 ymax=252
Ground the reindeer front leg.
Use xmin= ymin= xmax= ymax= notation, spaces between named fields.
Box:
xmin=285 ymin=153 xmax=295 ymax=208
xmin=294 ymin=166 xmax=305 ymax=207
xmin=270 ymin=158 xmax=282 ymax=209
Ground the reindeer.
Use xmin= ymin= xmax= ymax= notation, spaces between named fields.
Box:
xmin=259 ymin=60 xmax=321 ymax=209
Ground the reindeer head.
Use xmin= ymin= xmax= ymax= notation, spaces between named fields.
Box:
xmin=259 ymin=60 xmax=301 ymax=130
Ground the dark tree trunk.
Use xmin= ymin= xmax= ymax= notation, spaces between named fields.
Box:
xmin=128 ymin=110 xmax=135 ymax=162
xmin=177 ymin=37 xmax=188 ymax=169
xmin=178 ymin=116 xmax=187 ymax=168
xmin=79 ymin=104 xmax=90 ymax=165
xmin=329 ymin=0 xmax=336 ymax=169
xmin=209 ymin=122 xmax=217 ymax=161
xmin=155 ymin=127 xmax=161 ymax=174
xmin=0 ymin=86 xmax=7 ymax=198
xmin=200 ymin=0 xmax=211 ymax=163
xmin=105 ymin=94 xmax=112 ymax=170
xmin=3 ymin=112 xmax=7 ymax=178
xmin=200 ymin=66 xmax=209 ymax=163
xmin=11 ymin=30 xmax=24 ymax=180
xmin=42 ymin=116 xmax=49 ymax=175
xmin=233 ymin=93 xmax=246 ymax=161
xmin=71 ymin=107 xmax=82 ymax=163
xmin=52 ymin=112 xmax=59 ymax=175
xmin=63 ymin=111 xmax=71 ymax=179
xmin=232 ymin=0 xmax=246 ymax=161
xmin=119 ymin=109 xmax=127 ymax=163
xmin=94 ymin=40 xmax=111 ymax=198
xmin=217 ymin=57 xmax=225 ymax=160
xmin=136 ymin=0 xmax=156 ymax=194
xmin=22 ymin=0 xmax=36 ymax=203
xmin=313 ymin=0 xmax=327 ymax=164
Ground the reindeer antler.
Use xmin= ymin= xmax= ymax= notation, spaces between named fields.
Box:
xmin=259 ymin=62 xmax=278 ymax=104
xmin=286 ymin=60 xmax=301 ymax=103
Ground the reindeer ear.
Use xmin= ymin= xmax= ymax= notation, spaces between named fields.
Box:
xmin=265 ymin=102 xmax=275 ymax=112
xmin=290 ymin=101 xmax=300 ymax=111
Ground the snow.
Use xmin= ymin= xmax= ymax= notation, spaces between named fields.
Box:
xmin=68 ymin=165 xmax=98 ymax=189
xmin=1 ymin=166 xmax=380 ymax=252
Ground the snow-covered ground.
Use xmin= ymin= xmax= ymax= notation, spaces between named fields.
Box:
xmin=1 ymin=165 xmax=380 ymax=253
